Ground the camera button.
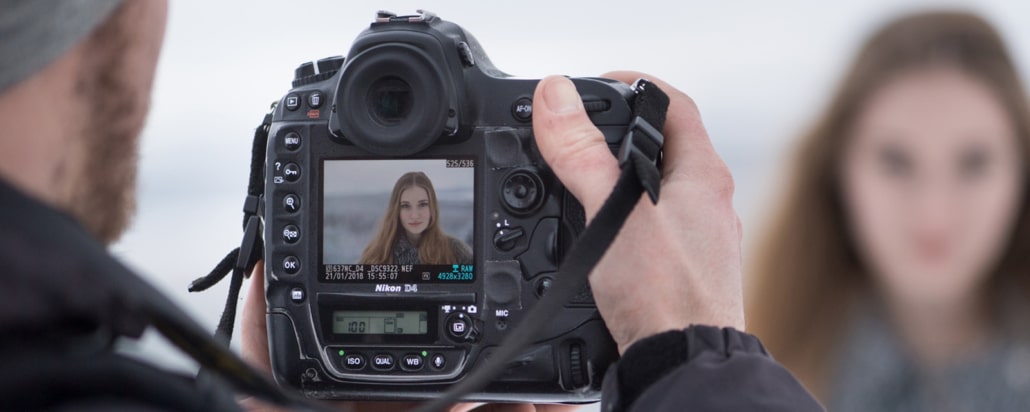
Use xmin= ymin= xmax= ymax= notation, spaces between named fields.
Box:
xmin=285 ymin=93 xmax=301 ymax=111
xmin=284 ymin=132 xmax=301 ymax=150
xmin=372 ymin=354 xmax=395 ymax=371
xmin=283 ymin=163 xmax=302 ymax=182
xmin=289 ymin=287 xmax=304 ymax=303
xmin=307 ymin=91 xmax=324 ymax=109
xmin=501 ymin=170 xmax=544 ymax=214
xmin=457 ymin=42 xmax=475 ymax=67
xmin=343 ymin=354 xmax=366 ymax=370
xmin=401 ymin=354 xmax=424 ymax=371
xmin=283 ymin=194 xmax=301 ymax=213
xmin=282 ymin=256 xmax=300 ymax=274
xmin=492 ymin=226 xmax=525 ymax=251
xmin=431 ymin=353 xmax=446 ymax=370
xmin=282 ymin=225 xmax=300 ymax=244
xmin=512 ymin=97 xmax=533 ymax=122
xmin=448 ymin=315 xmax=470 ymax=339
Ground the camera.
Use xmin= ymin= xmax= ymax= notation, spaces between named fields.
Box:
xmin=263 ymin=10 xmax=637 ymax=402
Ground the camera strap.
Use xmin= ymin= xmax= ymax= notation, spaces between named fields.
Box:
xmin=412 ymin=79 xmax=667 ymax=412
xmin=190 ymin=78 xmax=667 ymax=412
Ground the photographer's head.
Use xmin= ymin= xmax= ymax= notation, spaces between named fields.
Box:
xmin=0 ymin=0 xmax=168 ymax=244
xmin=749 ymin=10 xmax=1030 ymax=398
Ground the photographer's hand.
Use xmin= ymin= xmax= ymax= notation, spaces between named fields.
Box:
xmin=239 ymin=261 xmax=577 ymax=412
xmin=531 ymin=73 xmax=745 ymax=354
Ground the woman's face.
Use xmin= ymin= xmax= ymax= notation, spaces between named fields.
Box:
xmin=842 ymin=68 xmax=1024 ymax=306
xmin=399 ymin=185 xmax=431 ymax=238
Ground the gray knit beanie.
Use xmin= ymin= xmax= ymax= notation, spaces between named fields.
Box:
xmin=0 ymin=0 xmax=123 ymax=94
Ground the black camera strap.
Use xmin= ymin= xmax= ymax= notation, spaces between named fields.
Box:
xmin=413 ymin=79 xmax=667 ymax=412
xmin=190 ymin=79 xmax=668 ymax=412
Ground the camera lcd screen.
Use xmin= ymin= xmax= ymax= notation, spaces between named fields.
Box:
xmin=321 ymin=158 xmax=475 ymax=283
xmin=332 ymin=310 xmax=428 ymax=335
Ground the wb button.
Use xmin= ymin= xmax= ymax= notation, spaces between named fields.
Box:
xmin=402 ymin=354 xmax=424 ymax=371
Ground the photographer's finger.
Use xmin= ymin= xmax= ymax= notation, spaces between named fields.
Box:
xmin=241 ymin=260 xmax=272 ymax=373
xmin=600 ymin=71 xmax=719 ymax=178
xmin=532 ymin=76 xmax=620 ymax=220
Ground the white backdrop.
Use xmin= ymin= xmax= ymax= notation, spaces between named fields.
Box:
xmin=110 ymin=0 xmax=1030 ymax=406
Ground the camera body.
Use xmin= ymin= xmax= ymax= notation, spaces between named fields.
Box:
xmin=263 ymin=11 xmax=632 ymax=402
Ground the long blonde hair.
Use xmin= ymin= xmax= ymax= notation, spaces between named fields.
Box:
xmin=359 ymin=171 xmax=459 ymax=264
xmin=746 ymin=11 xmax=1030 ymax=400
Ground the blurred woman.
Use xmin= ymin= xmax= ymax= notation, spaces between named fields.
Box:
xmin=747 ymin=11 xmax=1030 ymax=411
xmin=360 ymin=171 xmax=472 ymax=265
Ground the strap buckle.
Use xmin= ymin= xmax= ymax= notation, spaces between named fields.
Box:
xmin=617 ymin=116 xmax=664 ymax=203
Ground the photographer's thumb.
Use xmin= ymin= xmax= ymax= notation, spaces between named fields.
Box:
xmin=532 ymin=76 xmax=621 ymax=222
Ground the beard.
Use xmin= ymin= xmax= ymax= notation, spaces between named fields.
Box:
xmin=67 ymin=3 xmax=146 ymax=245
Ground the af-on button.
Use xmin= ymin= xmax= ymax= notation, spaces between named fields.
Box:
xmin=511 ymin=97 xmax=532 ymax=122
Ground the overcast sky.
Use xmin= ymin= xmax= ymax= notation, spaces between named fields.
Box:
xmin=110 ymin=0 xmax=1030 ymax=379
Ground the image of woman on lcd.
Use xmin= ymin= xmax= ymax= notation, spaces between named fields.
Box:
xmin=360 ymin=171 xmax=472 ymax=265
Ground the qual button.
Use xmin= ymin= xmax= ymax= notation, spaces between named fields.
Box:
xmin=372 ymin=354 xmax=395 ymax=371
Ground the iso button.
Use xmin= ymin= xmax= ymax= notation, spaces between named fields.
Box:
xmin=343 ymin=354 xmax=365 ymax=370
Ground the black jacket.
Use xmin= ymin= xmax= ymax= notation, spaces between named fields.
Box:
xmin=0 ymin=179 xmax=243 ymax=411
xmin=0 ymin=178 xmax=822 ymax=411
xmin=604 ymin=327 xmax=824 ymax=411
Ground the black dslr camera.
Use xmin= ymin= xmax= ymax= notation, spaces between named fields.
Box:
xmin=263 ymin=10 xmax=636 ymax=402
